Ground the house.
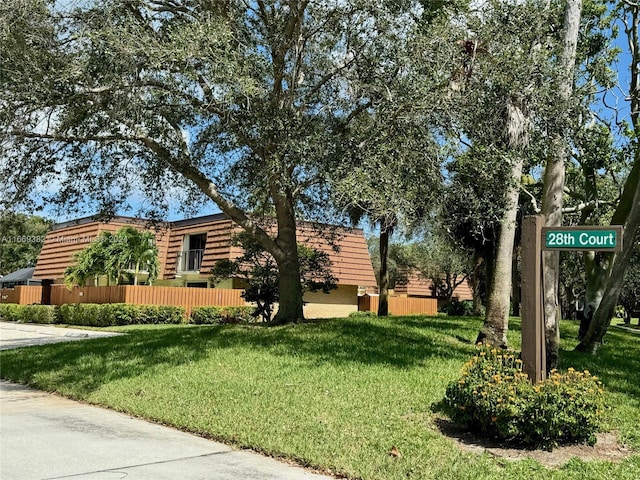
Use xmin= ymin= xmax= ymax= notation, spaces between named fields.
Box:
xmin=33 ymin=214 xmax=378 ymax=318
xmin=394 ymin=270 xmax=473 ymax=308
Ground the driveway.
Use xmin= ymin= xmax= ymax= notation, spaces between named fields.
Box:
xmin=0 ymin=323 xmax=333 ymax=480
xmin=0 ymin=322 xmax=121 ymax=350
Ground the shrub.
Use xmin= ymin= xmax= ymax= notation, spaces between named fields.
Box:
xmin=57 ymin=304 xmax=78 ymax=325
xmin=57 ymin=303 xmax=186 ymax=326
xmin=58 ymin=303 xmax=106 ymax=326
xmin=190 ymin=306 xmax=255 ymax=324
xmin=106 ymin=304 xmax=138 ymax=325
xmin=136 ymin=305 xmax=185 ymax=324
xmin=447 ymin=300 xmax=475 ymax=316
xmin=0 ymin=304 xmax=57 ymax=323
xmin=0 ymin=304 xmax=22 ymax=322
xmin=19 ymin=305 xmax=57 ymax=324
xmin=444 ymin=347 xmax=606 ymax=450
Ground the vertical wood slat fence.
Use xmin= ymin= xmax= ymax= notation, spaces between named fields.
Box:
xmin=0 ymin=286 xmax=43 ymax=305
xmin=1 ymin=285 xmax=247 ymax=318
xmin=358 ymin=295 xmax=438 ymax=316
xmin=2 ymin=288 xmax=439 ymax=317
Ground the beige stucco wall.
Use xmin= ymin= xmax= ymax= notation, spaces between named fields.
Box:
xmin=303 ymin=284 xmax=358 ymax=319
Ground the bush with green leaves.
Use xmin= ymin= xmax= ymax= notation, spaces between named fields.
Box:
xmin=139 ymin=305 xmax=185 ymax=324
xmin=190 ymin=306 xmax=255 ymax=325
xmin=444 ymin=347 xmax=606 ymax=450
xmin=0 ymin=304 xmax=56 ymax=323
xmin=58 ymin=303 xmax=107 ymax=326
xmin=447 ymin=300 xmax=475 ymax=316
xmin=57 ymin=303 xmax=185 ymax=326
xmin=19 ymin=305 xmax=57 ymax=324
xmin=0 ymin=304 xmax=22 ymax=322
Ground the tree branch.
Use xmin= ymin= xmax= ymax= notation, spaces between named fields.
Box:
xmin=9 ymin=128 xmax=282 ymax=257
xmin=562 ymin=199 xmax=614 ymax=214
xmin=520 ymin=185 xmax=541 ymax=213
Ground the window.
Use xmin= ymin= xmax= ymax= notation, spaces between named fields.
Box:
xmin=177 ymin=233 xmax=207 ymax=272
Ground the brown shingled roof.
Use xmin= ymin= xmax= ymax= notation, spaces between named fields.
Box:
xmin=34 ymin=215 xmax=377 ymax=287
xmin=395 ymin=270 xmax=473 ymax=301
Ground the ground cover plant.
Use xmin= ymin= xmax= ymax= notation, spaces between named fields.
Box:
xmin=0 ymin=316 xmax=638 ymax=480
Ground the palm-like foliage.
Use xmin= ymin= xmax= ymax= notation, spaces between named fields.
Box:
xmin=64 ymin=227 xmax=159 ymax=287
xmin=64 ymin=236 xmax=108 ymax=288
xmin=117 ymin=227 xmax=160 ymax=285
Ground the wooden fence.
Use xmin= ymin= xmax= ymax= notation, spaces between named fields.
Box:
xmin=0 ymin=287 xmax=439 ymax=318
xmin=0 ymin=286 xmax=43 ymax=305
xmin=358 ymin=295 xmax=438 ymax=316
xmin=1 ymin=285 xmax=246 ymax=318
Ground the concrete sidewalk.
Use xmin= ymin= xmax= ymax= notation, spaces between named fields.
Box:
xmin=0 ymin=323 xmax=333 ymax=480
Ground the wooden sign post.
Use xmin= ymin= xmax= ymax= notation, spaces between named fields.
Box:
xmin=521 ymin=215 xmax=546 ymax=383
xmin=520 ymin=216 xmax=623 ymax=383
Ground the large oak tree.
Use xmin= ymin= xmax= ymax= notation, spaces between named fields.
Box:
xmin=0 ymin=0 xmax=432 ymax=323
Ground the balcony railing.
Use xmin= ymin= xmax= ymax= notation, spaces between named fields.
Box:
xmin=176 ymin=249 xmax=204 ymax=273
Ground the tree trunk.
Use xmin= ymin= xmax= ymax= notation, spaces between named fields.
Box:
xmin=477 ymin=95 xmax=529 ymax=348
xmin=577 ymin=164 xmax=640 ymax=352
xmin=471 ymin=252 xmax=485 ymax=316
xmin=445 ymin=287 xmax=456 ymax=315
xmin=578 ymin=2 xmax=639 ymax=346
xmin=134 ymin=261 xmax=140 ymax=286
xmin=273 ymin=252 xmax=305 ymax=324
xmin=272 ymin=189 xmax=305 ymax=325
xmin=511 ymin=248 xmax=520 ymax=317
xmin=477 ymin=155 xmax=524 ymax=348
xmin=580 ymin=251 xmax=609 ymax=339
xmin=378 ymin=222 xmax=392 ymax=317
xmin=540 ymin=0 xmax=582 ymax=371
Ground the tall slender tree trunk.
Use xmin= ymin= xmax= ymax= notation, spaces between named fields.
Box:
xmin=577 ymin=178 xmax=640 ymax=352
xmin=378 ymin=220 xmax=393 ymax=317
xmin=472 ymin=252 xmax=485 ymax=316
xmin=578 ymin=2 xmax=639 ymax=347
xmin=540 ymin=0 xmax=582 ymax=370
xmin=511 ymin=248 xmax=521 ymax=317
xmin=477 ymin=98 xmax=529 ymax=348
xmin=476 ymin=156 xmax=523 ymax=347
xmin=580 ymin=251 xmax=609 ymax=339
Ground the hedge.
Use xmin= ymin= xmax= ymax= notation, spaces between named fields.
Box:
xmin=57 ymin=303 xmax=185 ymax=326
xmin=1 ymin=303 xmax=258 ymax=327
xmin=190 ymin=306 xmax=255 ymax=324
xmin=0 ymin=304 xmax=22 ymax=322
xmin=0 ymin=304 xmax=57 ymax=324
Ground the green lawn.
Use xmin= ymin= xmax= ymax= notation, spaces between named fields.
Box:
xmin=1 ymin=315 xmax=639 ymax=479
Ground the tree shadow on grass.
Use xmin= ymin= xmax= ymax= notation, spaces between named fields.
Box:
xmin=559 ymin=329 xmax=640 ymax=399
xmin=0 ymin=317 xmax=477 ymax=397
xmin=214 ymin=316 xmax=478 ymax=367
xmin=5 ymin=315 xmax=636 ymax=403
xmin=0 ymin=326 xmax=216 ymax=396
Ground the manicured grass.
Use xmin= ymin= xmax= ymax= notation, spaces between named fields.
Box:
xmin=1 ymin=316 xmax=639 ymax=479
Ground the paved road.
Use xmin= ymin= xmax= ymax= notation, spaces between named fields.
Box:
xmin=0 ymin=324 xmax=333 ymax=480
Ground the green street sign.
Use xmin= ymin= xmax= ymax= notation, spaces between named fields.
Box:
xmin=541 ymin=226 xmax=623 ymax=252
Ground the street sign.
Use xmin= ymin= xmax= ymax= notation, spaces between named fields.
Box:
xmin=541 ymin=226 xmax=623 ymax=252
xmin=521 ymin=219 xmax=624 ymax=384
